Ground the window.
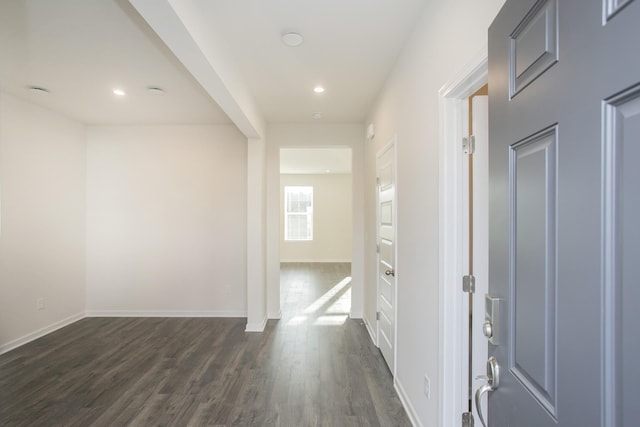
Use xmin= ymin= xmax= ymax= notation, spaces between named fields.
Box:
xmin=284 ymin=186 xmax=313 ymax=241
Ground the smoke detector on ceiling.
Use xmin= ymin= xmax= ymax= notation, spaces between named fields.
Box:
xmin=282 ymin=32 xmax=304 ymax=47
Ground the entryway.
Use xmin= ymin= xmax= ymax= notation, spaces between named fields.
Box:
xmin=278 ymin=147 xmax=353 ymax=318
xmin=438 ymin=49 xmax=490 ymax=426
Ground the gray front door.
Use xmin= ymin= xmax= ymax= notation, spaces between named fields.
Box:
xmin=486 ymin=0 xmax=640 ymax=426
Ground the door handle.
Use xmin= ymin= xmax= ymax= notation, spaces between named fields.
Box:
xmin=385 ymin=269 xmax=395 ymax=277
xmin=474 ymin=357 xmax=499 ymax=427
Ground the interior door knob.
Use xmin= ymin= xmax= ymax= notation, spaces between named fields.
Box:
xmin=385 ymin=269 xmax=395 ymax=277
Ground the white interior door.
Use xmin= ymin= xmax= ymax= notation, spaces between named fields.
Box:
xmin=376 ymin=141 xmax=396 ymax=372
xmin=483 ymin=0 xmax=640 ymax=425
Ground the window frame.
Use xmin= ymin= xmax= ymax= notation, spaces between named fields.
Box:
xmin=283 ymin=186 xmax=314 ymax=241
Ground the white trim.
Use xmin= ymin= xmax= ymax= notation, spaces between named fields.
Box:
xmin=279 ymin=259 xmax=352 ymax=263
xmin=349 ymin=311 xmax=363 ymax=319
xmin=245 ymin=316 xmax=268 ymax=332
xmin=273 ymin=142 xmax=363 ymax=323
xmin=268 ymin=310 xmax=282 ymax=319
xmin=439 ymin=48 xmax=489 ymax=100
xmin=438 ymin=47 xmax=488 ymax=427
xmin=375 ymin=136 xmax=398 ymax=376
xmin=395 ymin=377 xmax=424 ymax=427
xmin=363 ymin=314 xmax=377 ymax=345
xmin=470 ymin=94 xmax=490 ymax=420
xmin=0 ymin=312 xmax=85 ymax=355
xmin=1 ymin=309 xmax=254 ymax=355
xmin=85 ymin=310 xmax=247 ymax=318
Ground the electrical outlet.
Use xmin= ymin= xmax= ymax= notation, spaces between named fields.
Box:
xmin=424 ymin=374 xmax=430 ymax=399
xmin=37 ymin=298 xmax=45 ymax=310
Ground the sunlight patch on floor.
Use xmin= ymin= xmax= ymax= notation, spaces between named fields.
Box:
xmin=286 ymin=276 xmax=352 ymax=326
xmin=325 ymin=287 xmax=351 ymax=314
xmin=303 ymin=276 xmax=351 ymax=314
xmin=288 ymin=315 xmax=307 ymax=325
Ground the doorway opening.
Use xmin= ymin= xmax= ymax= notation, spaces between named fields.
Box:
xmin=278 ymin=147 xmax=353 ymax=322
xmin=438 ymin=49 xmax=488 ymax=427
xmin=375 ymin=139 xmax=397 ymax=374
xmin=464 ymin=84 xmax=489 ymax=421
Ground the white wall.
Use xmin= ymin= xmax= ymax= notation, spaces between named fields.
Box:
xmin=86 ymin=125 xmax=247 ymax=316
xmin=363 ymin=1 xmax=505 ymax=426
xmin=0 ymin=92 xmax=86 ymax=352
xmin=280 ymin=173 xmax=352 ymax=262
xmin=266 ymin=123 xmax=364 ymax=319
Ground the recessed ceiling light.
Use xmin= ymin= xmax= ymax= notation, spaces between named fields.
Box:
xmin=28 ymin=86 xmax=49 ymax=95
xmin=313 ymin=86 xmax=325 ymax=94
xmin=312 ymin=112 xmax=323 ymax=119
xmin=113 ymin=88 xmax=126 ymax=96
xmin=282 ymin=32 xmax=304 ymax=47
xmin=147 ymin=86 xmax=165 ymax=95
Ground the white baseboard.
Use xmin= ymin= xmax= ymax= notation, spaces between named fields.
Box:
xmin=245 ymin=316 xmax=268 ymax=332
xmin=349 ymin=311 xmax=363 ymax=319
xmin=363 ymin=314 xmax=377 ymax=346
xmin=268 ymin=310 xmax=282 ymax=319
xmin=0 ymin=312 xmax=85 ymax=355
xmin=395 ymin=377 xmax=423 ymax=427
xmin=279 ymin=259 xmax=352 ymax=263
xmin=85 ymin=310 xmax=247 ymax=317
xmin=1 ymin=310 xmax=250 ymax=355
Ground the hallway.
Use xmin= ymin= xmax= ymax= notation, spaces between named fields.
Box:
xmin=0 ymin=263 xmax=410 ymax=426
xmin=275 ymin=262 xmax=411 ymax=426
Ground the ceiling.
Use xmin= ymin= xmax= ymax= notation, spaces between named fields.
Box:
xmin=0 ymin=0 xmax=230 ymax=125
xmin=0 ymin=0 xmax=428 ymax=127
xmin=191 ymin=0 xmax=428 ymax=124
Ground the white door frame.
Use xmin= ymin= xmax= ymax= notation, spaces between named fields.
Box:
xmin=376 ymin=137 xmax=398 ymax=377
xmin=267 ymin=140 xmax=365 ymax=323
xmin=437 ymin=48 xmax=488 ymax=427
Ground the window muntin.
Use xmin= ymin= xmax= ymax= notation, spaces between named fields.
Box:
xmin=284 ymin=186 xmax=313 ymax=241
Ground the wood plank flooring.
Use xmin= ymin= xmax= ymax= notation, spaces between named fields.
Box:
xmin=0 ymin=263 xmax=411 ymax=426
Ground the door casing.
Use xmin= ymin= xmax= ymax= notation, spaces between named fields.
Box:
xmin=376 ymin=137 xmax=398 ymax=376
xmin=438 ymin=49 xmax=489 ymax=426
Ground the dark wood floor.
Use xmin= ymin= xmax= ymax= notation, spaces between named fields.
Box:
xmin=0 ymin=262 xmax=411 ymax=426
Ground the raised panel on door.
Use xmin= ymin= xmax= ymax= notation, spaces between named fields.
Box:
xmin=510 ymin=126 xmax=557 ymax=417
xmin=487 ymin=0 xmax=640 ymax=425
xmin=377 ymin=143 xmax=395 ymax=372
xmin=603 ymin=85 xmax=640 ymax=427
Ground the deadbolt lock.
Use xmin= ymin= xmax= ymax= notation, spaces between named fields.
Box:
xmin=484 ymin=295 xmax=502 ymax=345
xmin=482 ymin=320 xmax=493 ymax=339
